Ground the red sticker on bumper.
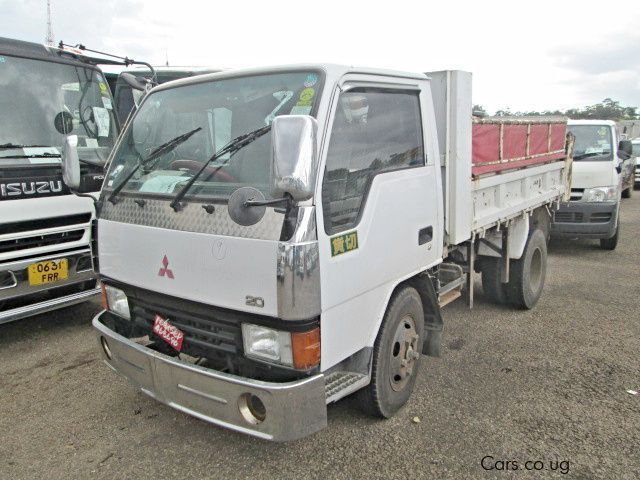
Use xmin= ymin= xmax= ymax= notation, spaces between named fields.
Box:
xmin=152 ymin=314 xmax=184 ymax=351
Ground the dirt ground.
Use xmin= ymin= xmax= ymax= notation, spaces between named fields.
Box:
xmin=1 ymin=195 xmax=639 ymax=479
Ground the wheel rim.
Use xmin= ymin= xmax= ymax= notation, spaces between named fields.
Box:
xmin=389 ymin=315 xmax=420 ymax=392
xmin=529 ymin=247 xmax=543 ymax=292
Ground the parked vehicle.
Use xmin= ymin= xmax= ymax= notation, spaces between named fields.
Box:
xmin=113 ymin=66 xmax=221 ymax=124
xmin=551 ymin=120 xmax=633 ymax=250
xmin=633 ymin=138 xmax=640 ymax=189
xmin=0 ymin=37 xmax=122 ymax=323
xmin=61 ymin=66 xmax=571 ymax=441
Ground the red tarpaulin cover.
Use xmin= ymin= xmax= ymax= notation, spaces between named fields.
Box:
xmin=472 ymin=120 xmax=567 ymax=176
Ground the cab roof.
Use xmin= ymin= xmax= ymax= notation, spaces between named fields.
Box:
xmin=568 ymin=119 xmax=617 ymax=127
xmin=153 ymin=63 xmax=429 ymax=94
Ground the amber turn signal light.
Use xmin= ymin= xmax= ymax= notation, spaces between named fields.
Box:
xmin=291 ymin=327 xmax=321 ymax=370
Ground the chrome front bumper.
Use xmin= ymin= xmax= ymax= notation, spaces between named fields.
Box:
xmin=93 ymin=311 xmax=328 ymax=441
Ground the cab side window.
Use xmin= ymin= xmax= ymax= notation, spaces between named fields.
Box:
xmin=322 ymin=88 xmax=424 ymax=234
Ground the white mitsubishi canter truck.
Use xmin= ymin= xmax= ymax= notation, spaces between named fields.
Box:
xmin=61 ymin=66 xmax=571 ymax=441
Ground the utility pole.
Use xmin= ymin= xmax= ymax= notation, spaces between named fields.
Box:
xmin=45 ymin=0 xmax=54 ymax=46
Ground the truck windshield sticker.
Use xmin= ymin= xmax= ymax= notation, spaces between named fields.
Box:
xmin=330 ymin=231 xmax=359 ymax=257
xmin=304 ymin=73 xmax=318 ymax=87
xmin=93 ymin=107 xmax=110 ymax=137
xmin=296 ymin=88 xmax=315 ymax=107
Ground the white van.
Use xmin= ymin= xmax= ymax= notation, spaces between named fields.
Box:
xmin=550 ymin=119 xmax=633 ymax=250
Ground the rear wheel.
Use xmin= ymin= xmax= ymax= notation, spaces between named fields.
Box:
xmin=358 ymin=286 xmax=424 ymax=418
xmin=504 ymin=229 xmax=547 ymax=310
xmin=480 ymin=258 xmax=508 ymax=305
xmin=600 ymin=223 xmax=619 ymax=250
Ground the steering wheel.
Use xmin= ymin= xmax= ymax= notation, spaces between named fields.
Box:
xmin=80 ymin=105 xmax=99 ymax=138
xmin=169 ymin=159 xmax=237 ymax=183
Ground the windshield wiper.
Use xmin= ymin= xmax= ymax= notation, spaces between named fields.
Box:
xmin=169 ymin=125 xmax=272 ymax=212
xmin=0 ymin=152 xmax=61 ymax=159
xmin=573 ymin=152 xmax=610 ymax=160
xmin=108 ymin=127 xmax=202 ymax=204
xmin=0 ymin=143 xmax=51 ymax=149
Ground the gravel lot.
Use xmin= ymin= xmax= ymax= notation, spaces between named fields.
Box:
xmin=2 ymin=196 xmax=639 ymax=480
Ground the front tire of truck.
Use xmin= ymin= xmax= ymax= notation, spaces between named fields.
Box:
xmin=600 ymin=223 xmax=619 ymax=250
xmin=622 ymin=187 xmax=631 ymax=199
xmin=504 ymin=229 xmax=547 ymax=310
xmin=358 ymin=286 xmax=424 ymax=418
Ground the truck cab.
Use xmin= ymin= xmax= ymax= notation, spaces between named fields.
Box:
xmin=550 ymin=119 xmax=633 ymax=250
xmin=0 ymin=37 xmax=118 ymax=323
xmin=62 ymin=65 xmax=569 ymax=441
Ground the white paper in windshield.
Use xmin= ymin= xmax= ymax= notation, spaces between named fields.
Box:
xmin=139 ymin=175 xmax=187 ymax=194
xmin=102 ymin=96 xmax=113 ymax=110
xmin=23 ymin=147 xmax=61 ymax=164
xmin=85 ymin=138 xmax=99 ymax=148
xmin=93 ymin=107 xmax=110 ymax=137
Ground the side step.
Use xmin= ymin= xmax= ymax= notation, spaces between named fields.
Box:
xmin=324 ymin=371 xmax=369 ymax=404
xmin=437 ymin=263 xmax=465 ymax=308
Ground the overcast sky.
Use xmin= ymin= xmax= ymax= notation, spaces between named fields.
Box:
xmin=2 ymin=0 xmax=639 ymax=113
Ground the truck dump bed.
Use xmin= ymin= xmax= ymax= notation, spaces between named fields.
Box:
xmin=428 ymin=71 xmax=570 ymax=246
xmin=472 ymin=118 xmax=567 ymax=176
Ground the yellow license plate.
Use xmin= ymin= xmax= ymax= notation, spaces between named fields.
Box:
xmin=28 ymin=259 xmax=68 ymax=286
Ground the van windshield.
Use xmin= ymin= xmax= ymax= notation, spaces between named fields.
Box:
xmin=569 ymin=125 xmax=613 ymax=161
xmin=104 ymin=70 xmax=322 ymax=200
xmin=0 ymin=54 xmax=117 ymax=164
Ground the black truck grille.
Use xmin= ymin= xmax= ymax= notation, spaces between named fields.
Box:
xmin=0 ymin=229 xmax=85 ymax=253
xmin=130 ymin=298 xmax=242 ymax=358
xmin=554 ymin=212 xmax=583 ymax=223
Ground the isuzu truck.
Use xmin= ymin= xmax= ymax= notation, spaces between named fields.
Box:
xmin=61 ymin=66 xmax=571 ymax=441
xmin=0 ymin=37 xmax=119 ymax=323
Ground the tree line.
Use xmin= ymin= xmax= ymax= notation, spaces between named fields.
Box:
xmin=473 ymin=98 xmax=640 ymax=120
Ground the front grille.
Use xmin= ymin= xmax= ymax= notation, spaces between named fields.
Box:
xmin=554 ymin=212 xmax=584 ymax=223
xmin=130 ymin=298 xmax=242 ymax=358
xmin=0 ymin=213 xmax=91 ymax=235
xmin=570 ymin=188 xmax=584 ymax=201
xmin=590 ymin=212 xmax=612 ymax=223
xmin=0 ymin=229 xmax=85 ymax=253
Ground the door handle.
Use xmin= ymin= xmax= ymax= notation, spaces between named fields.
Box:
xmin=418 ymin=226 xmax=433 ymax=245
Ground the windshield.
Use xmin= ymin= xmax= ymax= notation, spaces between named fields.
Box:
xmin=0 ymin=54 xmax=117 ymax=164
xmin=569 ymin=125 xmax=613 ymax=161
xmin=105 ymin=70 xmax=322 ymax=200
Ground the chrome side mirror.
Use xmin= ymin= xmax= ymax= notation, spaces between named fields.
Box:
xmin=62 ymin=135 xmax=81 ymax=191
xmin=271 ymin=115 xmax=318 ymax=202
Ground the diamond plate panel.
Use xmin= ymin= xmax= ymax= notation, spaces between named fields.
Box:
xmin=99 ymin=198 xmax=284 ymax=240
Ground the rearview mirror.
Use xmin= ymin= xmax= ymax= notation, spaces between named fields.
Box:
xmin=121 ymin=72 xmax=148 ymax=92
xmin=62 ymin=135 xmax=81 ymax=191
xmin=618 ymin=140 xmax=632 ymax=160
xmin=271 ymin=115 xmax=318 ymax=202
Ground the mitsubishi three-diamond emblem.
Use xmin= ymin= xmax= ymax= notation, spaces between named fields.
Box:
xmin=158 ymin=255 xmax=174 ymax=279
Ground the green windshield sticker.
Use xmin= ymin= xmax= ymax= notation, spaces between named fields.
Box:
xmin=296 ymin=87 xmax=315 ymax=107
xmin=330 ymin=231 xmax=358 ymax=257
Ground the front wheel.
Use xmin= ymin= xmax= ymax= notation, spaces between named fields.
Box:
xmin=622 ymin=187 xmax=632 ymax=199
xmin=600 ymin=223 xmax=619 ymax=250
xmin=358 ymin=286 xmax=424 ymax=418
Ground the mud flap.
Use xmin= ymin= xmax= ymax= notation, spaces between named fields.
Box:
xmin=408 ymin=273 xmax=444 ymax=357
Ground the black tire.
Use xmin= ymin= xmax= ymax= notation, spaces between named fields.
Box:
xmin=358 ymin=286 xmax=424 ymax=418
xmin=622 ymin=187 xmax=631 ymax=199
xmin=504 ymin=229 xmax=547 ymax=310
xmin=480 ymin=258 xmax=508 ymax=305
xmin=600 ymin=223 xmax=619 ymax=250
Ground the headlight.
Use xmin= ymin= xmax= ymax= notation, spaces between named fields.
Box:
xmin=101 ymin=284 xmax=130 ymax=320
xmin=582 ymin=186 xmax=617 ymax=202
xmin=241 ymin=323 xmax=321 ymax=369
xmin=242 ymin=324 xmax=293 ymax=366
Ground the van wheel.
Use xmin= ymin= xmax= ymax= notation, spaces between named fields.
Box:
xmin=480 ymin=258 xmax=508 ymax=305
xmin=622 ymin=187 xmax=631 ymax=199
xmin=358 ymin=286 xmax=424 ymax=418
xmin=600 ymin=223 xmax=619 ymax=250
xmin=505 ymin=229 xmax=547 ymax=310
